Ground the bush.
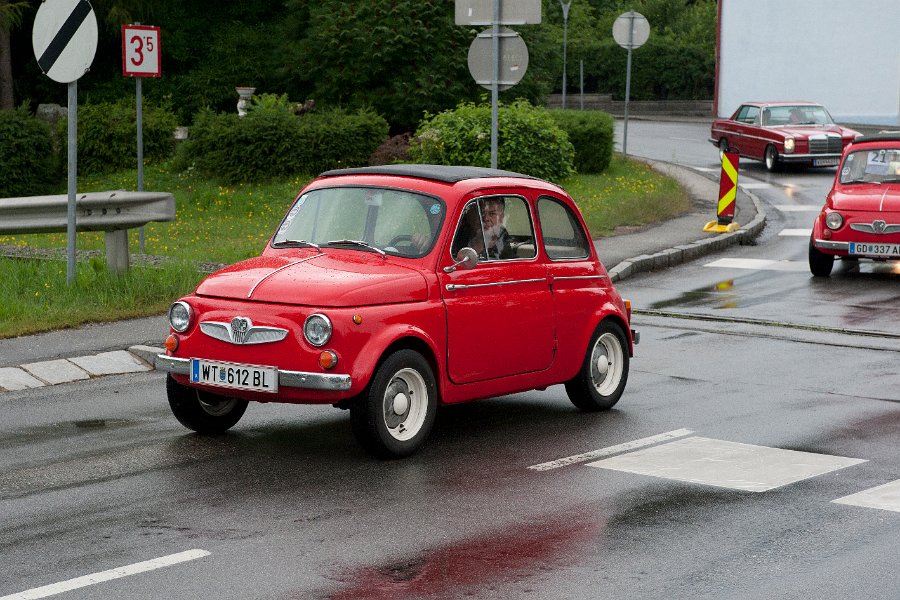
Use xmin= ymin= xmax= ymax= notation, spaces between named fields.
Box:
xmin=369 ymin=133 xmax=411 ymax=166
xmin=58 ymin=98 xmax=178 ymax=176
xmin=177 ymin=99 xmax=389 ymax=183
xmin=0 ymin=107 xmax=61 ymax=197
xmin=409 ymin=99 xmax=575 ymax=182
xmin=548 ymin=110 xmax=614 ymax=173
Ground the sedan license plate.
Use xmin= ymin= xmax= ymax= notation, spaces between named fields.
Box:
xmin=849 ymin=242 xmax=900 ymax=257
xmin=813 ymin=158 xmax=840 ymax=167
xmin=191 ymin=358 xmax=278 ymax=393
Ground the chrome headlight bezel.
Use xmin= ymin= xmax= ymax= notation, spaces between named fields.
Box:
xmin=825 ymin=211 xmax=844 ymax=230
xmin=784 ymin=137 xmax=795 ymax=153
xmin=168 ymin=301 xmax=193 ymax=333
xmin=304 ymin=314 xmax=333 ymax=347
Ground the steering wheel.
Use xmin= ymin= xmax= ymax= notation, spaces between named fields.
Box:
xmin=387 ymin=234 xmax=414 ymax=247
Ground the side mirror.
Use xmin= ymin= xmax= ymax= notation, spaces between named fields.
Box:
xmin=443 ymin=247 xmax=479 ymax=273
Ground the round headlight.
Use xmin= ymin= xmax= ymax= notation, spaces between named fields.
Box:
xmin=825 ymin=211 xmax=844 ymax=230
xmin=304 ymin=314 xmax=332 ymax=347
xmin=168 ymin=301 xmax=193 ymax=333
xmin=784 ymin=138 xmax=795 ymax=153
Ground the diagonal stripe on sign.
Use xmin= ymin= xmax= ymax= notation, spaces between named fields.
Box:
xmin=37 ymin=0 xmax=92 ymax=74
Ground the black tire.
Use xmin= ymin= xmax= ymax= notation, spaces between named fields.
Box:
xmin=718 ymin=138 xmax=730 ymax=160
xmin=565 ymin=321 xmax=630 ymax=412
xmin=808 ymin=238 xmax=835 ymax=277
xmin=764 ymin=144 xmax=781 ymax=172
xmin=166 ymin=374 xmax=248 ymax=434
xmin=350 ymin=350 xmax=437 ymax=459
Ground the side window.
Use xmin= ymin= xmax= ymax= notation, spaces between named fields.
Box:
xmin=450 ymin=196 xmax=536 ymax=261
xmin=537 ymin=196 xmax=590 ymax=260
xmin=746 ymin=106 xmax=760 ymax=125
xmin=735 ymin=106 xmax=750 ymax=122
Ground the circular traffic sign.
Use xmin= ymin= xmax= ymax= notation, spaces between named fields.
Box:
xmin=467 ymin=27 xmax=529 ymax=91
xmin=612 ymin=10 xmax=650 ymax=50
xmin=32 ymin=0 xmax=98 ymax=83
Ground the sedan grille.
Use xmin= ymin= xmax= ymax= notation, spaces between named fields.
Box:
xmin=808 ymin=135 xmax=842 ymax=154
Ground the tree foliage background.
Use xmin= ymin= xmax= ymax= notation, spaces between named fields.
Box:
xmin=4 ymin=0 xmax=715 ymax=130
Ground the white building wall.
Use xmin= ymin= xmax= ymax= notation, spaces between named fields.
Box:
xmin=717 ymin=0 xmax=900 ymax=126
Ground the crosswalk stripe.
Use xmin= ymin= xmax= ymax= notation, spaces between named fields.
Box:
xmin=832 ymin=480 xmax=900 ymax=513
xmin=774 ymin=205 xmax=821 ymax=212
xmin=704 ymin=258 xmax=809 ymax=272
xmin=778 ymin=228 xmax=812 ymax=236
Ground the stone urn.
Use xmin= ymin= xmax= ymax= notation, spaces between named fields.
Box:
xmin=236 ymin=87 xmax=256 ymax=117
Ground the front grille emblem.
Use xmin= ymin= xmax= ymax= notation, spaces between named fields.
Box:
xmin=230 ymin=317 xmax=251 ymax=344
xmin=872 ymin=220 xmax=887 ymax=234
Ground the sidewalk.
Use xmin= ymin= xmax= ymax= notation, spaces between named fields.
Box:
xmin=0 ymin=160 xmax=766 ymax=392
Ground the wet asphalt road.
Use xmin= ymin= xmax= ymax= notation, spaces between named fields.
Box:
xmin=2 ymin=121 xmax=899 ymax=599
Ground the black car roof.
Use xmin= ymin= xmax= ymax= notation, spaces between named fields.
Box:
xmin=852 ymin=132 xmax=900 ymax=144
xmin=317 ymin=164 xmax=540 ymax=184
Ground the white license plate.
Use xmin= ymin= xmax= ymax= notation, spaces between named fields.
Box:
xmin=191 ymin=358 xmax=278 ymax=393
xmin=849 ymin=242 xmax=900 ymax=257
xmin=813 ymin=158 xmax=840 ymax=167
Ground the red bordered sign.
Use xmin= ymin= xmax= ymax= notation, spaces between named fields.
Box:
xmin=121 ymin=24 xmax=161 ymax=77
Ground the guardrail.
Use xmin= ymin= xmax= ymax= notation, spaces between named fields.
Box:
xmin=0 ymin=191 xmax=175 ymax=272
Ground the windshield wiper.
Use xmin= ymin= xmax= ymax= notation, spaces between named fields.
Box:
xmin=324 ymin=239 xmax=386 ymax=256
xmin=272 ymin=239 xmax=321 ymax=250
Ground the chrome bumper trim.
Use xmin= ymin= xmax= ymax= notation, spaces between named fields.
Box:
xmin=813 ymin=239 xmax=849 ymax=251
xmin=155 ymin=355 xmax=352 ymax=391
xmin=781 ymin=153 xmax=841 ymax=162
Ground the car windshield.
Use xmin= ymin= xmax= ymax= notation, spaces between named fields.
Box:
xmin=840 ymin=148 xmax=900 ymax=184
xmin=763 ymin=105 xmax=834 ymax=127
xmin=272 ymin=186 xmax=445 ymax=258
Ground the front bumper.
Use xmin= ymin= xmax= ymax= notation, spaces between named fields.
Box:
xmin=155 ymin=355 xmax=352 ymax=391
xmin=813 ymin=239 xmax=849 ymax=252
xmin=781 ymin=153 xmax=841 ymax=164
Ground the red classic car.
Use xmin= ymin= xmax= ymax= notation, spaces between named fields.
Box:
xmin=709 ymin=101 xmax=860 ymax=172
xmin=156 ymin=164 xmax=638 ymax=458
xmin=809 ymin=133 xmax=900 ymax=276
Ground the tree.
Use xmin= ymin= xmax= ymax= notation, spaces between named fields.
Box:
xmin=0 ymin=0 xmax=27 ymax=109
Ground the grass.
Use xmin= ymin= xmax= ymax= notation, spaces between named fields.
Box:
xmin=0 ymin=155 xmax=690 ymax=339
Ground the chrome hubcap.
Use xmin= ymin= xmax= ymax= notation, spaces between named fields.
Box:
xmin=382 ymin=368 xmax=428 ymax=441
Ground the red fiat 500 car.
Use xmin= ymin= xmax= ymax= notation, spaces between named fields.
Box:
xmin=157 ymin=164 xmax=638 ymax=458
xmin=809 ymin=133 xmax=900 ymax=276
xmin=709 ymin=101 xmax=859 ymax=172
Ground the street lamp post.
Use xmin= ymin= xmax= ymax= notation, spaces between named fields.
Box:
xmin=560 ymin=0 xmax=571 ymax=109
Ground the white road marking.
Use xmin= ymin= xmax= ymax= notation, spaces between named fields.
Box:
xmin=704 ymin=258 xmax=809 ymax=272
xmin=587 ymin=437 xmax=866 ymax=492
xmin=0 ymin=550 xmax=210 ymax=600
xmin=774 ymin=205 xmax=821 ymax=212
xmin=737 ymin=182 xmax=772 ymax=190
xmin=693 ymin=167 xmax=718 ymax=173
xmin=779 ymin=228 xmax=812 ymax=237
xmin=528 ymin=428 xmax=693 ymax=471
xmin=833 ymin=480 xmax=900 ymax=513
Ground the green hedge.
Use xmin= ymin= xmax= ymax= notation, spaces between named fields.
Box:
xmin=0 ymin=107 xmax=61 ymax=197
xmin=548 ymin=110 xmax=614 ymax=173
xmin=59 ymin=98 xmax=178 ymax=176
xmin=177 ymin=97 xmax=388 ymax=183
xmin=409 ymin=99 xmax=575 ymax=182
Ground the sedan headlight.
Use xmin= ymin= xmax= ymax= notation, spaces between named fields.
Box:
xmin=168 ymin=301 xmax=193 ymax=333
xmin=784 ymin=138 xmax=795 ymax=153
xmin=304 ymin=314 xmax=332 ymax=347
xmin=825 ymin=211 xmax=844 ymax=230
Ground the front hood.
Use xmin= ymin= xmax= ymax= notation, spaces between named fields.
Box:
xmin=196 ymin=253 xmax=428 ymax=307
xmin=832 ymin=185 xmax=900 ymax=212
xmin=777 ymin=125 xmax=847 ymax=138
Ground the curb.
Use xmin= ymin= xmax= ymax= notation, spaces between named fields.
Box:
xmin=607 ymin=173 xmax=767 ymax=283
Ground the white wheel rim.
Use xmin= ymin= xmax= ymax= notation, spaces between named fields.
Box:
xmin=766 ymin=148 xmax=776 ymax=169
xmin=382 ymin=368 xmax=428 ymax=442
xmin=590 ymin=333 xmax=624 ymax=397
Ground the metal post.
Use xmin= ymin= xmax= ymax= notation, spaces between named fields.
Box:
xmin=136 ymin=76 xmax=145 ymax=253
xmin=66 ymin=81 xmax=77 ymax=285
xmin=490 ymin=0 xmax=499 ymax=169
xmin=579 ymin=59 xmax=584 ymax=110
xmin=560 ymin=1 xmax=571 ymax=109
xmin=623 ymin=12 xmax=634 ymax=157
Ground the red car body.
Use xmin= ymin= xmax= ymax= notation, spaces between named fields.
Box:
xmin=157 ymin=165 xmax=637 ymax=457
xmin=710 ymin=101 xmax=859 ymax=172
xmin=809 ymin=133 xmax=900 ymax=276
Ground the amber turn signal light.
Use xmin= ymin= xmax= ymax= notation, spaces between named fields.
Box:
xmin=318 ymin=350 xmax=338 ymax=370
xmin=164 ymin=334 xmax=179 ymax=353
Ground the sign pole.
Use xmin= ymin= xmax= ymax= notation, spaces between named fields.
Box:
xmin=66 ymin=80 xmax=77 ymax=284
xmin=490 ymin=0 xmax=499 ymax=169
xmin=136 ymin=75 xmax=144 ymax=252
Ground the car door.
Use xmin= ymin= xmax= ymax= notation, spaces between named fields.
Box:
xmin=535 ymin=194 xmax=613 ymax=364
xmin=440 ymin=194 xmax=555 ymax=385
